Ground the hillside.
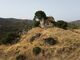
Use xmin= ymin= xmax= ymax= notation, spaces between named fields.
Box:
xmin=0 ymin=18 xmax=33 ymax=41
xmin=69 ymin=20 xmax=80 ymax=28
xmin=70 ymin=20 xmax=80 ymax=24
xmin=0 ymin=27 xmax=80 ymax=60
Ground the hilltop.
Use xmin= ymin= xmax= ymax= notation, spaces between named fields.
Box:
xmin=0 ymin=27 xmax=80 ymax=60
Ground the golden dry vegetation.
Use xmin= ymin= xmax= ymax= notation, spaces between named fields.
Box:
xmin=0 ymin=27 xmax=80 ymax=60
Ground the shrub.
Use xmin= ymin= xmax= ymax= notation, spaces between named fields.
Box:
xmin=44 ymin=37 xmax=57 ymax=45
xmin=30 ymin=33 xmax=41 ymax=42
xmin=0 ymin=32 xmax=20 ymax=45
xmin=56 ymin=20 xmax=68 ymax=29
xmin=33 ymin=21 xmax=40 ymax=27
xmin=16 ymin=55 xmax=26 ymax=60
xmin=33 ymin=47 xmax=41 ymax=56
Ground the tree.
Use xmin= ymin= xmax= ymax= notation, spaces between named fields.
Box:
xmin=35 ymin=10 xmax=47 ymax=20
xmin=33 ymin=20 xmax=40 ymax=27
xmin=68 ymin=23 xmax=79 ymax=29
xmin=33 ymin=10 xmax=47 ymax=27
xmin=56 ymin=20 xmax=68 ymax=29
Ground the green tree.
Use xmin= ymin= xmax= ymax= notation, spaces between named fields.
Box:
xmin=35 ymin=10 xmax=47 ymax=20
xmin=33 ymin=20 xmax=40 ymax=27
xmin=56 ymin=20 xmax=68 ymax=29
xmin=33 ymin=10 xmax=47 ymax=27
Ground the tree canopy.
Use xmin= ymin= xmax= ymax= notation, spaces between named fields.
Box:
xmin=35 ymin=10 xmax=47 ymax=20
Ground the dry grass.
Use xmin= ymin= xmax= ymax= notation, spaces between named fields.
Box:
xmin=0 ymin=27 xmax=80 ymax=60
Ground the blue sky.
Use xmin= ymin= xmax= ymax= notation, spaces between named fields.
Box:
xmin=0 ymin=0 xmax=80 ymax=21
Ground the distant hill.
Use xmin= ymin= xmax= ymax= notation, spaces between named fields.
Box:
xmin=70 ymin=20 xmax=80 ymax=24
xmin=69 ymin=20 xmax=80 ymax=28
xmin=0 ymin=18 xmax=33 ymax=40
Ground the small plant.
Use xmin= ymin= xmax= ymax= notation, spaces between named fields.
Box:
xmin=16 ymin=54 xmax=26 ymax=60
xmin=33 ymin=47 xmax=41 ymax=56
xmin=44 ymin=37 xmax=57 ymax=45
xmin=30 ymin=33 xmax=41 ymax=42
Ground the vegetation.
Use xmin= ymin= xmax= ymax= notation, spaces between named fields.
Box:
xmin=0 ymin=11 xmax=80 ymax=60
xmin=33 ymin=20 xmax=40 ymax=27
xmin=33 ymin=10 xmax=80 ymax=29
xmin=55 ymin=20 xmax=68 ymax=29
xmin=0 ymin=18 xmax=33 ymax=44
xmin=16 ymin=54 xmax=26 ymax=60
xmin=34 ymin=10 xmax=47 ymax=20
xmin=33 ymin=47 xmax=41 ymax=56
xmin=30 ymin=33 xmax=41 ymax=42
xmin=33 ymin=10 xmax=47 ymax=27
xmin=44 ymin=37 xmax=57 ymax=45
xmin=69 ymin=20 xmax=80 ymax=29
xmin=0 ymin=32 xmax=20 ymax=45
xmin=68 ymin=23 xmax=80 ymax=29
xmin=0 ymin=11 xmax=80 ymax=45
xmin=0 ymin=24 xmax=80 ymax=60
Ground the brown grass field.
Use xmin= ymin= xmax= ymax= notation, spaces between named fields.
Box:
xmin=0 ymin=27 xmax=80 ymax=60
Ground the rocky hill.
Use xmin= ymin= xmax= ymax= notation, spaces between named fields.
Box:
xmin=0 ymin=27 xmax=80 ymax=60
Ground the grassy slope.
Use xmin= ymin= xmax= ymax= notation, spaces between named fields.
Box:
xmin=0 ymin=27 xmax=80 ymax=60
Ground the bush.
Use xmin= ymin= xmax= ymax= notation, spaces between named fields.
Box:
xmin=44 ymin=37 xmax=57 ymax=45
xmin=56 ymin=20 xmax=68 ymax=29
xmin=30 ymin=33 xmax=41 ymax=42
xmin=16 ymin=55 xmax=26 ymax=60
xmin=33 ymin=47 xmax=41 ymax=56
xmin=33 ymin=21 xmax=40 ymax=27
xmin=0 ymin=32 xmax=20 ymax=45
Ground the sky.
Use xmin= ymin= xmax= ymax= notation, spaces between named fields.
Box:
xmin=0 ymin=0 xmax=80 ymax=21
